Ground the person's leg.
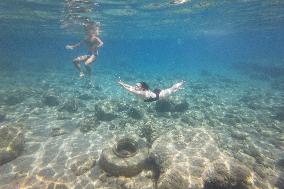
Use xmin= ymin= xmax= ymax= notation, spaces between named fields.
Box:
xmin=73 ymin=55 xmax=89 ymax=77
xmin=84 ymin=54 xmax=96 ymax=77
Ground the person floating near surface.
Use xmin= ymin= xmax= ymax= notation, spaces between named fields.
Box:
xmin=118 ymin=80 xmax=185 ymax=102
xmin=66 ymin=22 xmax=103 ymax=78
xmin=170 ymin=0 xmax=188 ymax=5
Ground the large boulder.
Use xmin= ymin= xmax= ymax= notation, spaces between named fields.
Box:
xmin=157 ymin=166 xmax=188 ymax=189
xmin=203 ymin=161 xmax=253 ymax=189
xmin=0 ymin=125 xmax=24 ymax=165
xmin=150 ymin=128 xmax=257 ymax=189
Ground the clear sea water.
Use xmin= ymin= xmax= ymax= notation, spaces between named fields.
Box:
xmin=0 ymin=1 xmax=284 ymax=189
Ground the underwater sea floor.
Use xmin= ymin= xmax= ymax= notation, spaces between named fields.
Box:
xmin=0 ymin=60 xmax=284 ymax=189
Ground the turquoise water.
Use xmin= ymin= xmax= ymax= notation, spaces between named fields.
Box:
xmin=0 ymin=1 xmax=284 ymax=189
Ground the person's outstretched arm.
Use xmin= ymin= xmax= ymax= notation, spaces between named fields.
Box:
xmin=95 ymin=36 xmax=104 ymax=48
xmin=118 ymin=81 xmax=144 ymax=96
xmin=65 ymin=40 xmax=84 ymax=50
xmin=159 ymin=81 xmax=185 ymax=98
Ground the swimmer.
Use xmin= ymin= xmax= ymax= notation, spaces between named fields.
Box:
xmin=170 ymin=0 xmax=188 ymax=5
xmin=118 ymin=80 xmax=185 ymax=102
xmin=66 ymin=22 xmax=103 ymax=78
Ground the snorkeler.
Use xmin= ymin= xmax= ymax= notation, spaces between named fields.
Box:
xmin=66 ymin=22 xmax=103 ymax=78
xmin=118 ymin=80 xmax=185 ymax=102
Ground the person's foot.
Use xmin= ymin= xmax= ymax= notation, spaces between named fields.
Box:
xmin=79 ymin=72 xmax=85 ymax=78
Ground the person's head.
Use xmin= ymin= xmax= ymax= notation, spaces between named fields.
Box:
xmin=135 ymin=82 xmax=149 ymax=91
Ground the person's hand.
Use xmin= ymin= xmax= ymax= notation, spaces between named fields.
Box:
xmin=65 ymin=45 xmax=74 ymax=50
xmin=117 ymin=80 xmax=124 ymax=86
xmin=173 ymin=80 xmax=185 ymax=92
xmin=177 ymin=80 xmax=185 ymax=88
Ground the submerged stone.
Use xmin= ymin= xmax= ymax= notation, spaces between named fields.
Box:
xmin=204 ymin=161 xmax=253 ymax=189
xmin=127 ymin=107 xmax=143 ymax=120
xmin=155 ymin=100 xmax=189 ymax=113
xmin=95 ymin=106 xmax=116 ymax=121
xmin=273 ymin=106 xmax=284 ymax=121
xmin=55 ymin=184 xmax=69 ymax=189
xmin=51 ymin=127 xmax=67 ymax=137
xmin=230 ymin=164 xmax=253 ymax=187
xmin=276 ymin=172 xmax=284 ymax=189
xmin=204 ymin=162 xmax=231 ymax=189
xmin=78 ymin=93 xmax=93 ymax=100
xmin=42 ymin=94 xmax=60 ymax=107
xmin=38 ymin=168 xmax=56 ymax=179
xmin=150 ymin=128 xmax=257 ymax=189
xmin=59 ymin=99 xmax=82 ymax=113
xmin=0 ymin=112 xmax=6 ymax=122
xmin=276 ymin=157 xmax=284 ymax=169
xmin=155 ymin=100 xmax=173 ymax=113
xmin=173 ymin=101 xmax=189 ymax=112
xmin=231 ymin=130 xmax=248 ymax=140
xmin=157 ymin=167 xmax=188 ymax=189
xmin=70 ymin=156 xmax=97 ymax=176
xmin=79 ymin=118 xmax=98 ymax=133
xmin=0 ymin=125 xmax=24 ymax=165
xmin=4 ymin=94 xmax=24 ymax=105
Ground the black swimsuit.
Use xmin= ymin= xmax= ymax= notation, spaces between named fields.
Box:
xmin=144 ymin=89 xmax=161 ymax=102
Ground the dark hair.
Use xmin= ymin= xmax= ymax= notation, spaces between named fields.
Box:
xmin=139 ymin=82 xmax=149 ymax=91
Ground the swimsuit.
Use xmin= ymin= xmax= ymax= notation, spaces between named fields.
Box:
xmin=144 ymin=89 xmax=161 ymax=102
